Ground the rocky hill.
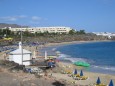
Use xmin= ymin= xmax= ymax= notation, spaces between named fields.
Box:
xmin=0 ymin=23 xmax=29 ymax=28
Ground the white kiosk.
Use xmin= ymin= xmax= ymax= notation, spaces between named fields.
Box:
xmin=8 ymin=42 xmax=32 ymax=66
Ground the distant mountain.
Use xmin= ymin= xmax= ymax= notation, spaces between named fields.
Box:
xmin=0 ymin=23 xmax=29 ymax=28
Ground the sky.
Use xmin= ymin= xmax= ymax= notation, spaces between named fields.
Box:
xmin=0 ymin=0 xmax=115 ymax=32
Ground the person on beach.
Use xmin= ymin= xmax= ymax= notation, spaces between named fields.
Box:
xmin=4 ymin=53 xmax=7 ymax=60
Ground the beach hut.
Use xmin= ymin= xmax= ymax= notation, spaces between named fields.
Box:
xmin=109 ymin=80 xmax=114 ymax=86
xmin=96 ymin=77 xmax=101 ymax=85
xmin=8 ymin=42 xmax=32 ymax=66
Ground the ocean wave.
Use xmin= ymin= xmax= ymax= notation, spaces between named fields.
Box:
xmin=92 ymin=65 xmax=115 ymax=71
xmin=57 ymin=53 xmax=91 ymax=63
xmin=52 ymin=48 xmax=57 ymax=51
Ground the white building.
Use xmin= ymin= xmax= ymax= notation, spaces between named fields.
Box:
xmin=92 ymin=32 xmax=115 ymax=39
xmin=93 ymin=32 xmax=115 ymax=36
xmin=8 ymin=42 xmax=32 ymax=66
xmin=9 ymin=26 xmax=72 ymax=34
xmin=34 ymin=27 xmax=72 ymax=33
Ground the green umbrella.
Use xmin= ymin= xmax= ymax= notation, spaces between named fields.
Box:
xmin=74 ymin=61 xmax=90 ymax=67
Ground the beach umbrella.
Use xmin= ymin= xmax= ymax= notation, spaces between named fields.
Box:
xmin=73 ymin=69 xmax=77 ymax=75
xmin=96 ymin=77 xmax=101 ymax=85
xmin=45 ymin=51 xmax=47 ymax=60
xmin=80 ymin=70 xmax=83 ymax=76
xmin=74 ymin=61 xmax=90 ymax=67
xmin=109 ymin=79 xmax=114 ymax=86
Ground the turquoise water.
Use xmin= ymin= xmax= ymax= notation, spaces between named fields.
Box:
xmin=55 ymin=41 xmax=115 ymax=74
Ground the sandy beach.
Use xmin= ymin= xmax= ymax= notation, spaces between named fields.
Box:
xmin=39 ymin=40 xmax=115 ymax=85
xmin=0 ymin=40 xmax=115 ymax=86
xmin=53 ymin=61 xmax=115 ymax=85
xmin=44 ymin=40 xmax=111 ymax=47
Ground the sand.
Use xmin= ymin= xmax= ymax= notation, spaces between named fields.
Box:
xmin=44 ymin=40 xmax=111 ymax=47
xmin=54 ymin=62 xmax=115 ymax=85
xmin=0 ymin=68 xmax=61 ymax=86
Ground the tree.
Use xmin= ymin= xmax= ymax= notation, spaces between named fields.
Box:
xmin=23 ymin=30 xmax=30 ymax=37
xmin=69 ymin=29 xmax=76 ymax=35
xmin=0 ymin=29 xmax=3 ymax=35
xmin=44 ymin=31 xmax=50 ymax=35
xmin=6 ymin=28 xmax=11 ymax=36
xmin=77 ymin=30 xmax=85 ymax=34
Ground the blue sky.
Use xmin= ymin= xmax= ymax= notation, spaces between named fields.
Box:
xmin=0 ymin=0 xmax=115 ymax=32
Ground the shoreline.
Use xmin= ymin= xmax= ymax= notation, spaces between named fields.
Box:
xmin=52 ymin=60 xmax=115 ymax=85
xmin=38 ymin=40 xmax=115 ymax=75
xmin=44 ymin=40 xmax=113 ymax=47
xmin=0 ymin=40 xmax=115 ymax=85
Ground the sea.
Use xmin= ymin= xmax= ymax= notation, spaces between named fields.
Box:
xmin=39 ymin=41 xmax=115 ymax=75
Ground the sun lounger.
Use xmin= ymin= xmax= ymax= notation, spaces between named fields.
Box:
xmin=95 ymin=83 xmax=107 ymax=86
xmin=74 ymin=74 xmax=80 ymax=77
xmin=73 ymin=75 xmax=88 ymax=80
xmin=68 ymin=73 xmax=80 ymax=77
xmin=65 ymin=70 xmax=72 ymax=74
xmin=61 ymin=69 xmax=72 ymax=74
xmin=80 ymin=76 xmax=88 ymax=80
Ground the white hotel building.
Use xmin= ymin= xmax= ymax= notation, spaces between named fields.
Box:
xmin=9 ymin=27 xmax=72 ymax=34
xmin=92 ymin=32 xmax=115 ymax=39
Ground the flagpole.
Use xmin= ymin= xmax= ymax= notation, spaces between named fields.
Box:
xmin=21 ymin=28 xmax=23 ymax=65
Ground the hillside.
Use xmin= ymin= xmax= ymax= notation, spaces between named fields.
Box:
xmin=0 ymin=23 xmax=29 ymax=28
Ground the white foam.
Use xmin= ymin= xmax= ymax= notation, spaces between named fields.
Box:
xmin=57 ymin=53 xmax=89 ymax=63
xmin=58 ymin=53 xmax=115 ymax=71
xmin=52 ymin=48 xmax=56 ymax=51
xmin=93 ymin=65 xmax=115 ymax=71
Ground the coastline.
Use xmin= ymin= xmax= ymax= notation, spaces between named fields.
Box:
xmin=43 ymin=40 xmax=113 ymax=49
xmin=52 ymin=61 xmax=115 ymax=85
xmin=37 ymin=40 xmax=115 ymax=85
xmin=0 ymin=40 xmax=115 ymax=85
